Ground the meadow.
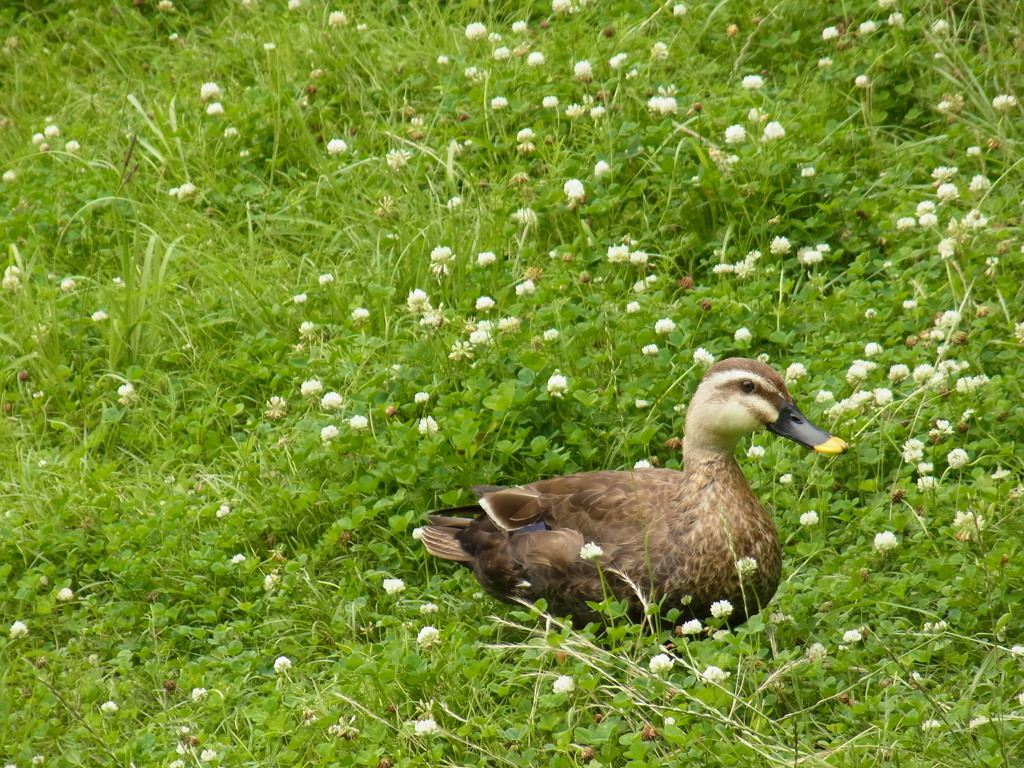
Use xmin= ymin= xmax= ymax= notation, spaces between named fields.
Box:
xmin=1 ymin=0 xmax=1023 ymax=765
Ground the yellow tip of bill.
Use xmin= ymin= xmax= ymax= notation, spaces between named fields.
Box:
xmin=813 ymin=436 xmax=849 ymax=454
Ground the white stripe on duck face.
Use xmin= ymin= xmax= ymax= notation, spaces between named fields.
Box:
xmin=702 ymin=368 xmax=784 ymax=400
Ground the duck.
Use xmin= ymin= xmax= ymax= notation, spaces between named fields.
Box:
xmin=420 ymin=357 xmax=847 ymax=628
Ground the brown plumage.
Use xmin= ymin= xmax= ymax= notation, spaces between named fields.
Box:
xmin=421 ymin=358 xmax=848 ymax=628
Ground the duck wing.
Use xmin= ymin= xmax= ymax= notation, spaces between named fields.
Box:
xmin=424 ymin=469 xmax=680 ymax=569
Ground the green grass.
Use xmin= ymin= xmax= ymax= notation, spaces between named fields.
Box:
xmin=1 ymin=0 xmax=1023 ymax=765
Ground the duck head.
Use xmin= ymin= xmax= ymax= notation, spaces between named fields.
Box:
xmin=684 ymin=357 xmax=848 ymax=457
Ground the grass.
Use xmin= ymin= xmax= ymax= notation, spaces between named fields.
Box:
xmin=1 ymin=0 xmax=1023 ymax=765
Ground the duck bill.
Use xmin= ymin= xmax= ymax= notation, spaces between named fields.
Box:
xmin=766 ymin=402 xmax=848 ymax=454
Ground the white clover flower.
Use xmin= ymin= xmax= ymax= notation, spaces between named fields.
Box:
xmin=650 ymin=41 xmax=669 ymax=60
xmin=969 ymin=174 xmax=991 ymax=193
xmin=638 ymin=344 xmax=660 ymax=358
xmin=417 ymin=625 xmax=440 ymax=647
xmin=693 ymin=348 xmax=715 ymax=367
xmin=565 ymin=103 xmax=586 ymax=118
xmin=490 ymin=96 xmax=508 ymax=110
xmin=292 ymin=292 xmax=307 ymax=304
xmin=855 ymin=74 xmax=870 ymax=89
xmin=200 ymin=81 xmax=222 ymax=101
xmin=542 ymin=95 xmax=558 ymax=108
xmin=735 ymin=557 xmax=758 ymax=576
xmin=873 ymin=531 xmax=899 ymax=553
xmin=413 ymin=392 xmax=430 ymax=405
xmin=493 ymin=46 xmax=511 ymax=61
xmin=205 ymin=102 xmax=225 ymax=116
xmin=573 ymin=60 xmax=593 ymax=82
xmin=955 ymin=374 xmax=989 ymax=393
xmin=762 ymin=121 xmax=786 ymax=140
xmin=626 ymin=301 xmax=640 ymax=314
xmin=418 ymin=416 xmax=439 ymax=436
xmin=64 ymin=139 xmax=80 ymax=153
xmin=300 ymin=379 xmax=323 ymax=398
xmin=842 ymin=629 xmax=863 ymax=644
xmin=947 ymin=448 xmax=969 ymax=468
xmin=10 ymin=620 xmax=28 ymax=638
xmin=770 ymin=236 xmax=792 ymax=255
xmin=100 ymin=701 xmax=119 ymax=715
xmin=547 ymin=373 xmax=568 ymax=398
xmin=935 ymin=182 xmax=959 ymax=201
xmin=383 ymin=578 xmax=405 ymax=595
xmin=800 ymin=510 xmax=819 ymax=526
xmin=805 ymin=642 xmax=827 ymax=661
xmin=992 ymin=94 xmax=1019 ymax=112
xmin=797 ymin=247 xmax=823 ymax=266
xmin=724 ymin=124 xmax=746 ymax=144
xmin=710 ymin=599 xmax=733 ymax=619
xmin=872 ymin=388 xmax=893 ymax=406
xmin=608 ymin=53 xmax=627 ymax=70
xmin=350 ymin=307 xmax=370 ymax=324
xmin=647 ymin=95 xmax=677 ymax=116
xmin=57 ymin=587 xmax=74 ymax=601
xmin=386 ymin=148 xmax=413 ymax=169
xmin=263 ymin=571 xmax=281 ymax=591
xmin=594 ymin=160 xmax=611 ymax=178
xmin=191 ymin=687 xmax=209 ymax=702
xmin=678 ymin=619 xmax=702 ymax=635
xmin=952 ymin=511 xmax=984 ymax=540
xmin=552 ymin=675 xmax=575 ymax=694
xmin=864 ymin=342 xmax=882 ymax=357
xmin=822 ymin=26 xmax=840 ymax=40
xmin=44 ymin=124 xmax=61 ymax=139
xmin=606 ymin=244 xmax=629 ymax=263
xmin=2 ymin=170 xmax=15 ymax=183
xmin=887 ymin=364 xmax=910 ymax=383
xmin=406 ymin=289 xmax=430 ymax=313
xmin=701 ymin=665 xmax=730 ymax=684
xmin=274 ymin=656 xmax=292 ymax=673
xmin=902 ymin=439 xmax=925 ymax=463
xmin=579 ymin=542 xmax=603 ymax=560
xmin=328 ymin=10 xmax=348 ymax=26
xmin=563 ymin=178 xmax=585 ymax=204
xmin=465 ymin=22 xmax=487 ymax=40
xmin=742 ymin=74 xmax=764 ymax=90
xmin=859 ymin=20 xmax=878 ymax=34
xmin=673 ymin=3 xmax=687 ymax=15
xmin=846 ymin=359 xmax=877 ymax=384
xmin=327 ymin=138 xmax=348 ymax=155
xmin=117 ymin=382 xmax=138 ymax=406
xmin=321 ymin=424 xmax=340 ymax=442
xmin=649 ymin=653 xmax=674 ymax=675
xmin=918 ymin=212 xmax=938 ymax=228
xmin=921 ymin=719 xmax=942 ymax=731
xmin=230 ymin=553 xmax=246 ymax=564
xmin=654 ymin=318 xmax=676 ymax=335
xmin=746 ymin=446 xmax=765 ymax=459
xmin=414 ymin=718 xmax=438 ymax=735
xmin=778 ymin=363 xmax=807 ymax=385
xmin=419 ymin=601 xmax=438 ymax=615
xmin=348 ymin=415 xmax=369 ymax=432
xmin=633 ymin=460 xmax=652 ymax=469
xmin=733 ymin=327 xmax=752 ymax=342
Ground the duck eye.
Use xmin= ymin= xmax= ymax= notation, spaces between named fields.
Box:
xmin=740 ymin=380 xmax=755 ymax=394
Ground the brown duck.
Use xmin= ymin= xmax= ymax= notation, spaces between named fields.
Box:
xmin=420 ymin=358 xmax=847 ymax=627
